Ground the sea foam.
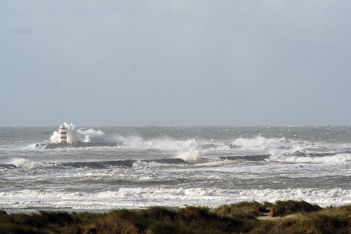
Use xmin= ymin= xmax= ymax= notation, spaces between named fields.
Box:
xmin=50 ymin=123 xmax=107 ymax=144
xmin=1 ymin=187 xmax=350 ymax=209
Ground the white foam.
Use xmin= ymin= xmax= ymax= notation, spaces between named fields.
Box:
xmin=49 ymin=125 xmax=205 ymax=154
xmin=7 ymin=158 xmax=43 ymax=169
xmin=114 ymin=135 xmax=203 ymax=162
xmin=178 ymin=149 xmax=202 ymax=163
xmin=269 ymin=153 xmax=351 ymax=164
xmin=116 ymin=136 xmax=199 ymax=151
xmin=0 ymin=187 xmax=350 ymax=209
xmin=47 ymin=128 xmax=345 ymax=162
xmin=50 ymin=123 xmax=108 ymax=144
xmin=230 ymin=136 xmax=331 ymax=156
xmin=232 ymin=136 xmax=286 ymax=151
xmin=27 ymin=144 xmax=38 ymax=150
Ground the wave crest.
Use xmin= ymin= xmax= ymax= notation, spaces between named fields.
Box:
xmin=50 ymin=123 xmax=108 ymax=144
xmin=231 ymin=135 xmax=286 ymax=150
xmin=269 ymin=152 xmax=351 ymax=164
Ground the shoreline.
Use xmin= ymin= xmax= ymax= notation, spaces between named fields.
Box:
xmin=1 ymin=200 xmax=350 ymax=233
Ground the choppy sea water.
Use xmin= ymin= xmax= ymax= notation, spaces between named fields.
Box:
xmin=0 ymin=126 xmax=351 ymax=210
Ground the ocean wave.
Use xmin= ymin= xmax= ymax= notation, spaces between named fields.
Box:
xmin=0 ymin=158 xmax=189 ymax=170
xmin=269 ymin=152 xmax=351 ymax=164
xmin=177 ymin=149 xmax=202 ymax=163
xmin=35 ymin=142 xmax=118 ymax=149
xmin=60 ymin=158 xmax=188 ymax=169
xmin=231 ymin=135 xmax=287 ymax=151
xmin=39 ymin=129 xmax=350 ymax=157
xmin=0 ymin=187 xmax=350 ymax=209
xmin=5 ymin=158 xmax=45 ymax=169
xmin=219 ymin=154 xmax=270 ymax=161
xmin=0 ymin=164 xmax=17 ymax=169
xmin=50 ymin=123 xmax=109 ymax=144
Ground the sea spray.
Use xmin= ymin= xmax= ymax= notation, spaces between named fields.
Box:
xmin=114 ymin=135 xmax=200 ymax=151
xmin=176 ymin=138 xmax=202 ymax=163
xmin=4 ymin=126 xmax=351 ymax=210
xmin=50 ymin=123 xmax=106 ymax=144
xmin=268 ymin=152 xmax=351 ymax=164
xmin=116 ymin=135 xmax=203 ymax=162
xmin=178 ymin=149 xmax=202 ymax=163
xmin=50 ymin=124 xmax=203 ymax=151
xmin=231 ymin=135 xmax=286 ymax=151
xmin=7 ymin=158 xmax=43 ymax=169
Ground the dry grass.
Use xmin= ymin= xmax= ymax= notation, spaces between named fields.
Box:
xmin=271 ymin=200 xmax=321 ymax=217
xmin=0 ymin=201 xmax=350 ymax=234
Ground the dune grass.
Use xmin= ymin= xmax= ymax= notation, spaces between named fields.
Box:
xmin=0 ymin=201 xmax=350 ymax=233
xmin=271 ymin=200 xmax=321 ymax=217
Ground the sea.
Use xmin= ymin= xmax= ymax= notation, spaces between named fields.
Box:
xmin=0 ymin=125 xmax=350 ymax=211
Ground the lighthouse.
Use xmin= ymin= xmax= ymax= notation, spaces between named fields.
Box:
xmin=59 ymin=124 xmax=68 ymax=144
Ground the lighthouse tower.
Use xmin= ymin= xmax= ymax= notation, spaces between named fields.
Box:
xmin=59 ymin=124 xmax=68 ymax=144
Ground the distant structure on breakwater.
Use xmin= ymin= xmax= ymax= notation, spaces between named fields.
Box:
xmin=34 ymin=123 xmax=118 ymax=149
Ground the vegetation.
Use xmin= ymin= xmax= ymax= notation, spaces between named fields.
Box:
xmin=271 ymin=200 xmax=321 ymax=217
xmin=0 ymin=201 xmax=350 ymax=233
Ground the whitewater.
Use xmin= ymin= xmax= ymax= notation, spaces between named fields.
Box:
xmin=0 ymin=126 xmax=351 ymax=210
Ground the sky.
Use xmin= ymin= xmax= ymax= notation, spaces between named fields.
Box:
xmin=1 ymin=0 xmax=351 ymax=126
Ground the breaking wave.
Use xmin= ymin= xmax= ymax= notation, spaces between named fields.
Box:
xmin=177 ymin=149 xmax=202 ymax=163
xmin=0 ymin=158 xmax=189 ymax=170
xmin=0 ymin=187 xmax=350 ymax=209
xmin=50 ymin=123 xmax=110 ymax=144
xmin=44 ymin=123 xmax=202 ymax=153
xmin=44 ymin=125 xmax=317 ymax=156
xmin=269 ymin=152 xmax=351 ymax=164
xmin=5 ymin=158 xmax=44 ymax=169
xmin=37 ymin=127 xmax=351 ymax=165
xmin=231 ymin=135 xmax=287 ymax=151
xmin=59 ymin=158 xmax=188 ymax=169
xmin=115 ymin=136 xmax=200 ymax=151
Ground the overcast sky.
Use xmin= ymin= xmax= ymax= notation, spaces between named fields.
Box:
xmin=1 ymin=0 xmax=351 ymax=126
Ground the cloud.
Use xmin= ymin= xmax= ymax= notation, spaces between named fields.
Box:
xmin=13 ymin=27 xmax=32 ymax=36
xmin=147 ymin=0 xmax=198 ymax=15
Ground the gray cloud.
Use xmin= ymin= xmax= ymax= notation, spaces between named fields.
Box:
xmin=0 ymin=0 xmax=351 ymax=126
xmin=13 ymin=27 xmax=32 ymax=35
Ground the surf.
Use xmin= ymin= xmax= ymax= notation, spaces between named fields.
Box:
xmin=35 ymin=123 xmax=120 ymax=149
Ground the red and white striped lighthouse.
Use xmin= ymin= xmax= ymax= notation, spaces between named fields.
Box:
xmin=59 ymin=124 xmax=68 ymax=144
